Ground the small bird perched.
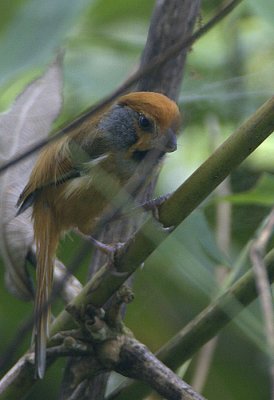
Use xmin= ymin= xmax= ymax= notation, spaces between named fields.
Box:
xmin=17 ymin=91 xmax=180 ymax=378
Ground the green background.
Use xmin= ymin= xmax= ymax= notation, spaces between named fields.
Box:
xmin=1 ymin=1 xmax=274 ymax=398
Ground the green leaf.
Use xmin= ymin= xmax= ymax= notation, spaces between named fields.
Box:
xmin=176 ymin=211 xmax=228 ymax=268
xmin=153 ymin=211 xmax=229 ymax=297
xmin=247 ymin=0 xmax=274 ymax=28
xmin=0 ymin=0 xmax=92 ymax=87
xmin=86 ymin=0 xmax=153 ymax=26
xmin=224 ymin=173 xmax=274 ymax=206
xmin=0 ymin=0 xmax=25 ymax=35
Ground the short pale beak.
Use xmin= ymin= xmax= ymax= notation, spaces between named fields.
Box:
xmin=164 ymin=129 xmax=177 ymax=152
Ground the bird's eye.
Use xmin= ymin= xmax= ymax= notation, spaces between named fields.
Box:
xmin=138 ymin=114 xmax=152 ymax=130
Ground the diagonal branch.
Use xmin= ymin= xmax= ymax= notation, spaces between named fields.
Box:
xmin=3 ymin=242 xmax=274 ymax=400
xmin=0 ymin=0 xmax=243 ymax=176
xmin=62 ymin=0 xmax=201 ymax=397
xmin=106 ymin=249 xmax=274 ymax=400
xmin=158 ymin=96 xmax=274 ymax=227
xmin=250 ymin=210 xmax=274 ymax=399
xmin=111 ymin=336 xmax=205 ymax=400
xmin=1 ymin=90 xmax=274 ymax=400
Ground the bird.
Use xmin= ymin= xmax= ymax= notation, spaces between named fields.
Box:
xmin=17 ymin=91 xmax=181 ymax=378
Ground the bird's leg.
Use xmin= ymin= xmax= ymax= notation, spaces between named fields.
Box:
xmin=111 ymin=192 xmax=175 ymax=232
xmin=75 ymin=229 xmax=125 ymax=256
xmin=75 ymin=229 xmax=128 ymax=277
xmin=88 ymin=236 xmax=125 ymax=255
xmin=86 ymin=236 xmax=128 ymax=273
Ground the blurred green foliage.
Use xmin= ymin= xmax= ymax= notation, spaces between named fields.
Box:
xmin=0 ymin=0 xmax=274 ymax=399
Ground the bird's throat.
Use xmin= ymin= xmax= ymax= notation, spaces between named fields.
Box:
xmin=132 ymin=149 xmax=165 ymax=162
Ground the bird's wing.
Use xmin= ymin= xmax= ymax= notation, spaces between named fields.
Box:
xmin=16 ymin=138 xmax=79 ymax=214
xmin=16 ymin=135 xmax=109 ymax=214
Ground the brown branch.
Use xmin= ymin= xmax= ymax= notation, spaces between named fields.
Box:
xmin=1 ymin=87 xmax=273 ymax=399
xmin=106 ymin=249 xmax=274 ymax=400
xmin=1 ymin=216 xmax=274 ymax=400
xmin=0 ymin=2 xmax=245 ymax=398
xmin=109 ymin=336 xmax=205 ymax=400
xmin=137 ymin=0 xmax=200 ymax=98
xmin=61 ymin=0 xmax=201 ymax=398
xmin=13 ymin=321 xmax=205 ymax=400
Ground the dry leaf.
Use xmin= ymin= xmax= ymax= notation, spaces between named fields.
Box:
xmin=0 ymin=56 xmax=63 ymax=300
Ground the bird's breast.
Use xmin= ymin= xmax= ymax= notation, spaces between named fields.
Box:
xmin=52 ymin=157 xmax=129 ymax=235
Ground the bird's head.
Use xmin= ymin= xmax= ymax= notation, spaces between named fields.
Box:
xmin=98 ymin=92 xmax=181 ymax=160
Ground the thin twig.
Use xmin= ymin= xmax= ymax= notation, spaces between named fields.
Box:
xmin=61 ymin=0 xmax=201 ymax=397
xmin=191 ymin=115 xmax=232 ymax=393
xmin=250 ymin=209 xmax=274 ymax=399
xmin=106 ymin=249 xmax=274 ymax=400
xmin=0 ymin=314 xmax=33 ymax=373
xmin=0 ymin=251 xmax=84 ymax=373
xmin=1 ymin=89 xmax=273 ymax=397
xmin=0 ymin=0 xmax=243 ymax=176
xmin=2 ymin=228 xmax=274 ymax=399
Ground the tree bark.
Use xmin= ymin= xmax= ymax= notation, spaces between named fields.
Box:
xmin=60 ymin=0 xmax=201 ymax=399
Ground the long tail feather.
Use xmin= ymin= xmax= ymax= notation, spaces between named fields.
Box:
xmin=33 ymin=202 xmax=59 ymax=378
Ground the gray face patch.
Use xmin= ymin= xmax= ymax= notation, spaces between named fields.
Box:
xmin=98 ymin=104 xmax=138 ymax=151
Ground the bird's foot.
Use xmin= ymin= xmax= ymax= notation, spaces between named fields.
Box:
xmin=88 ymin=236 xmax=125 ymax=256
xmin=77 ymin=232 xmax=128 ymax=276
xmin=76 ymin=230 xmax=126 ymax=257
xmin=141 ymin=193 xmax=171 ymax=214
xmin=140 ymin=194 xmax=175 ymax=233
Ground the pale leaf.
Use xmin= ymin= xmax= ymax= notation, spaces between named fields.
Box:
xmin=0 ymin=57 xmax=63 ymax=300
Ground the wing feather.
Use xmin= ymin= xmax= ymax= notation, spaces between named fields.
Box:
xmin=17 ymin=133 xmax=108 ymax=214
xmin=17 ymin=138 xmax=74 ymax=211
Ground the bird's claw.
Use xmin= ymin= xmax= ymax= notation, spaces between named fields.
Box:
xmin=87 ymin=236 xmax=118 ymax=255
xmin=139 ymin=194 xmax=175 ymax=230
xmin=162 ymin=225 xmax=175 ymax=233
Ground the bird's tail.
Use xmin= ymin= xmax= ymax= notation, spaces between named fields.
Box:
xmin=33 ymin=203 xmax=59 ymax=379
